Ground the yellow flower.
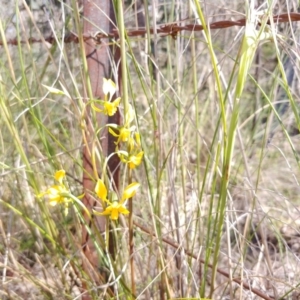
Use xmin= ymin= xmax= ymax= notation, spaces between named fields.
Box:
xmin=91 ymin=97 xmax=121 ymax=117
xmin=99 ymin=201 xmax=130 ymax=220
xmin=109 ymin=125 xmax=135 ymax=144
xmin=91 ymin=78 xmax=121 ymax=116
xmin=39 ymin=169 xmax=71 ymax=215
xmin=103 ymin=98 xmax=121 ymax=116
xmin=47 ymin=185 xmax=69 ymax=206
xmin=94 ymin=179 xmax=140 ymax=220
xmin=119 ymin=151 xmax=144 ymax=169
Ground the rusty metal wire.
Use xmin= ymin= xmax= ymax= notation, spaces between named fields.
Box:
xmin=1 ymin=12 xmax=300 ymax=46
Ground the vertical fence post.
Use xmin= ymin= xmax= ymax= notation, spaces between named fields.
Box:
xmin=81 ymin=0 xmax=120 ymax=291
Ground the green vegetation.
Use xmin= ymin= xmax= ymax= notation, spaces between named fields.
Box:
xmin=1 ymin=0 xmax=300 ymax=299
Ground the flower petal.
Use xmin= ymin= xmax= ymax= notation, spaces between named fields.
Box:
xmin=47 ymin=188 xmax=61 ymax=206
xmin=91 ymin=102 xmax=103 ymax=113
xmin=103 ymin=78 xmax=116 ymax=96
xmin=95 ymin=179 xmax=107 ymax=200
xmin=93 ymin=208 xmax=110 ymax=216
xmin=125 ymin=104 xmax=135 ymax=126
xmin=103 ymin=98 xmax=121 ymax=116
xmin=121 ymin=182 xmax=140 ymax=202
xmin=118 ymin=205 xmax=129 ymax=215
xmin=109 ymin=127 xmax=119 ymax=137
xmin=54 ymin=170 xmax=65 ymax=183
xmin=129 ymin=151 xmax=144 ymax=169
xmin=110 ymin=208 xmax=119 ymax=220
xmin=119 ymin=127 xmax=131 ymax=142
xmin=135 ymin=132 xmax=141 ymax=147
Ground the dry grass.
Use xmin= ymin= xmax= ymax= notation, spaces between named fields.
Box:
xmin=1 ymin=0 xmax=300 ymax=299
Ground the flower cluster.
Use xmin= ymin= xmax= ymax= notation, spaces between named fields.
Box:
xmin=91 ymin=79 xmax=144 ymax=170
xmin=91 ymin=78 xmax=143 ymax=220
xmin=40 ymin=78 xmax=143 ymax=221
xmin=108 ymin=104 xmax=144 ymax=169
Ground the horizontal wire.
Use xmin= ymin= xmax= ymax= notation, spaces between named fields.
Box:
xmin=1 ymin=12 xmax=300 ymax=46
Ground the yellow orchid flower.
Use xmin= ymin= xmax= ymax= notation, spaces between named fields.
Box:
xmin=91 ymin=78 xmax=120 ymax=116
xmin=108 ymin=125 xmax=136 ymax=145
xmin=97 ymin=201 xmax=130 ymax=220
xmin=103 ymin=98 xmax=121 ymax=116
xmin=94 ymin=179 xmax=140 ymax=220
xmin=119 ymin=151 xmax=144 ymax=169
xmin=39 ymin=170 xmax=71 ymax=215
xmin=47 ymin=185 xmax=69 ymax=206
xmin=91 ymin=97 xmax=121 ymax=117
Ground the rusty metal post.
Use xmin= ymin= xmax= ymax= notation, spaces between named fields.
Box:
xmin=81 ymin=0 xmax=120 ymax=288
